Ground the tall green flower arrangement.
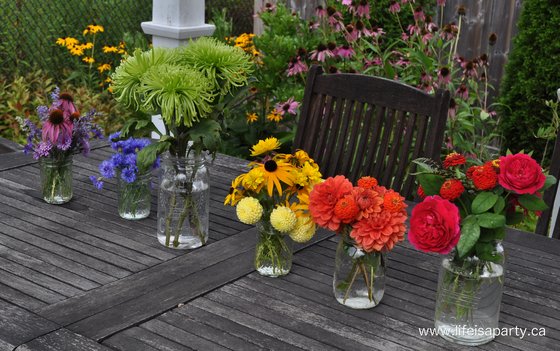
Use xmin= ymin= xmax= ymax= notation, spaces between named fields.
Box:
xmin=111 ymin=37 xmax=254 ymax=169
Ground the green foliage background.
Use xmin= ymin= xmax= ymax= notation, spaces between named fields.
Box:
xmin=498 ymin=0 xmax=560 ymax=162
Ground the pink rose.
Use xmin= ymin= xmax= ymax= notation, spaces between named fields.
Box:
xmin=498 ymin=154 xmax=546 ymax=195
xmin=408 ymin=196 xmax=461 ymax=254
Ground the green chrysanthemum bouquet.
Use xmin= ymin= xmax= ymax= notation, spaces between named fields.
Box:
xmin=111 ymin=37 xmax=254 ymax=248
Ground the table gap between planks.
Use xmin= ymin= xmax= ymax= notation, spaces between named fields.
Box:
xmin=0 ymin=144 xmax=559 ymax=351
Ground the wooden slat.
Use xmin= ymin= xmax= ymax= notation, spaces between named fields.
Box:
xmin=14 ymin=328 xmax=114 ymax=351
xmin=0 ymin=299 xmax=58 ymax=350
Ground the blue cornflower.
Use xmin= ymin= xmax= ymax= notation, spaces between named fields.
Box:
xmin=121 ymin=166 xmax=137 ymax=183
xmin=109 ymin=132 xmax=122 ymax=150
xmin=99 ymin=160 xmax=115 ymax=178
xmin=153 ymin=156 xmax=161 ymax=169
xmin=124 ymin=153 xmax=137 ymax=168
xmin=89 ymin=175 xmax=104 ymax=190
xmin=111 ymin=153 xmax=125 ymax=168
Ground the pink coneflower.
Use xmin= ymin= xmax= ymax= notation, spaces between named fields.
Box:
xmin=479 ymin=53 xmax=489 ymax=67
xmin=58 ymin=92 xmax=78 ymax=119
xmin=310 ymin=43 xmax=334 ymax=62
xmin=440 ymin=23 xmax=458 ymax=40
xmin=414 ymin=6 xmax=425 ymax=22
xmin=286 ymin=57 xmax=308 ymax=76
xmin=355 ymin=21 xmax=373 ymax=38
xmin=316 ymin=5 xmax=327 ymax=17
xmin=448 ymin=98 xmax=457 ymax=119
xmin=308 ymin=20 xmax=320 ymax=30
xmin=364 ymin=57 xmax=383 ymax=68
xmin=276 ymin=98 xmax=300 ymax=116
xmin=456 ymin=84 xmax=468 ymax=100
xmin=401 ymin=32 xmax=409 ymax=40
xmin=327 ymin=6 xmax=343 ymax=31
xmin=345 ymin=24 xmax=358 ymax=42
xmin=421 ymin=29 xmax=433 ymax=44
xmin=408 ymin=24 xmax=421 ymax=36
xmin=357 ymin=0 xmax=370 ymax=18
xmin=336 ymin=45 xmax=355 ymax=59
xmin=420 ymin=72 xmax=432 ymax=84
xmin=463 ymin=60 xmax=478 ymax=78
xmin=438 ymin=67 xmax=451 ymax=85
xmin=342 ymin=0 xmax=353 ymax=6
xmin=42 ymin=109 xmax=73 ymax=145
xmin=437 ymin=0 xmax=446 ymax=6
xmin=263 ymin=2 xmax=276 ymax=12
xmin=389 ymin=1 xmax=401 ymax=14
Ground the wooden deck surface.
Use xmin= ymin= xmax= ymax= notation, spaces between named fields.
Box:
xmin=0 ymin=146 xmax=559 ymax=350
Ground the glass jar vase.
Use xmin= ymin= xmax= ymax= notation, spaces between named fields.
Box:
xmin=254 ymin=221 xmax=293 ymax=277
xmin=157 ymin=152 xmax=209 ymax=249
xmin=117 ymin=171 xmax=152 ymax=220
xmin=333 ymin=236 xmax=386 ymax=309
xmin=40 ymin=154 xmax=73 ymax=204
xmin=434 ymin=242 xmax=505 ymax=346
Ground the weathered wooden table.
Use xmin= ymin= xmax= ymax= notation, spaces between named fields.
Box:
xmin=0 ymin=145 xmax=558 ymax=351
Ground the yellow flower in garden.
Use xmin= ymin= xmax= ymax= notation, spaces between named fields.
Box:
xmin=83 ymin=24 xmax=104 ymax=35
xmin=253 ymin=159 xmax=296 ymax=196
xmin=97 ymin=63 xmax=111 ymax=73
xmin=65 ymin=37 xmax=79 ymax=47
xmin=82 ymin=42 xmax=94 ymax=50
xmin=236 ymin=197 xmax=263 ymax=224
xmin=82 ymin=56 xmax=95 ymax=64
xmin=270 ymin=206 xmax=297 ymax=232
xmin=103 ymin=45 xmax=118 ymax=54
xmin=105 ymin=76 xmax=112 ymax=83
xmin=250 ymin=137 xmax=281 ymax=156
xmin=242 ymin=168 xmax=265 ymax=192
xmin=246 ymin=112 xmax=258 ymax=123
xmin=267 ymin=110 xmax=283 ymax=122
xmin=289 ymin=216 xmax=316 ymax=243
xmin=69 ymin=46 xmax=84 ymax=56
xmin=56 ymin=37 xmax=66 ymax=46
xmin=491 ymin=159 xmax=500 ymax=168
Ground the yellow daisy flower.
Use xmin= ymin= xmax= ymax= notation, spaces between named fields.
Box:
xmin=97 ymin=63 xmax=111 ymax=73
xmin=250 ymin=137 xmax=281 ymax=157
xmin=56 ymin=37 xmax=66 ymax=46
xmin=65 ymin=37 xmax=79 ymax=47
xmin=253 ymin=159 xmax=296 ymax=196
xmin=69 ymin=46 xmax=84 ymax=56
xmin=295 ymin=161 xmax=322 ymax=187
xmin=224 ymin=187 xmax=244 ymax=206
xmin=266 ymin=110 xmax=282 ymax=122
xmin=103 ymin=46 xmax=118 ymax=53
xmin=246 ymin=112 xmax=258 ymax=123
xmin=82 ymin=42 xmax=94 ymax=49
xmin=82 ymin=56 xmax=95 ymax=64
xmin=242 ymin=168 xmax=265 ymax=192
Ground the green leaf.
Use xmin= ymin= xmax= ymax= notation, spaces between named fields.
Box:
xmin=480 ymin=110 xmax=490 ymax=121
xmin=136 ymin=140 xmax=171 ymax=173
xmin=518 ymin=194 xmax=549 ymax=211
xmin=475 ymin=242 xmax=501 ymax=262
xmin=187 ymin=119 xmax=222 ymax=154
xmin=457 ymin=216 xmax=480 ymax=258
xmin=416 ymin=174 xmax=445 ymax=196
xmin=493 ymin=197 xmax=506 ymax=214
xmin=471 ymin=192 xmax=499 ymax=214
xmin=542 ymin=175 xmax=558 ymax=191
xmin=476 ymin=213 xmax=506 ymax=229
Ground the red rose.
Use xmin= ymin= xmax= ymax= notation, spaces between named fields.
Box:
xmin=408 ymin=195 xmax=461 ymax=254
xmin=498 ymin=154 xmax=546 ymax=195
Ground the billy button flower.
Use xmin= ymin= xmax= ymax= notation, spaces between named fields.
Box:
xmin=439 ymin=179 xmax=465 ymax=200
xmin=236 ymin=197 xmax=264 ymax=224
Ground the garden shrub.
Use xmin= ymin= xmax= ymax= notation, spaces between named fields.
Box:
xmin=498 ymin=0 xmax=560 ymax=163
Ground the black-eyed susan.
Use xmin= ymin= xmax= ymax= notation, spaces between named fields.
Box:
xmin=82 ymin=56 xmax=95 ymax=64
xmin=266 ymin=110 xmax=283 ymax=122
xmin=246 ymin=112 xmax=258 ymax=123
xmin=97 ymin=63 xmax=111 ymax=73
xmin=253 ymin=159 xmax=296 ymax=196
xmin=103 ymin=45 xmax=118 ymax=53
xmin=250 ymin=137 xmax=281 ymax=157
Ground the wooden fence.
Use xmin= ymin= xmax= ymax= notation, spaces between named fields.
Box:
xmin=253 ymin=0 xmax=522 ymax=100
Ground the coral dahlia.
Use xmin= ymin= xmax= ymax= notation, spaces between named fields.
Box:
xmin=334 ymin=195 xmax=360 ymax=223
xmin=350 ymin=210 xmax=407 ymax=252
xmin=309 ymin=175 xmax=353 ymax=231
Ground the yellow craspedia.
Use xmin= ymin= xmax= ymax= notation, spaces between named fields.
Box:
xmin=236 ymin=197 xmax=263 ymax=224
xmin=270 ymin=206 xmax=297 ymax=232
xmin=289 ymin=216 xmax=316 ymax=243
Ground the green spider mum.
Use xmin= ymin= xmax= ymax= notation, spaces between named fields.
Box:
xmin=179 ymin=37 xmax=254 ymax=96
xmin=111 ymin=48 xmax=179 ymax=110
xmin=138 ymin=64 xmax=214 ymax=127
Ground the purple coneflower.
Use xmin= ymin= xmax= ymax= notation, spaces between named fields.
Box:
xmin=389 ymin=1 xmax=400 ymax=14
xmin=364 ymin=57 xmax=383 ymax=68
xmin=438 ymin=67 xmax=451 ymax=85
xmin=286 ymin=56 xmax=309 ymax=77
xmin=408 ymin=24 xmax=421 ymax=36
xmin=414 ymin=7 xmax=425 ymax=22
xmin=357 ymin=0 xmax=370 ymax=19
xmin=440 ymin=23 xmax=458 ymax=40
xmin=327 ymin=7 xmax=343 ymax=31
xmin=437 ymin=0 xmax=446 ymax=6
xmin=345 ymin=24 xmax=358 ymax=42
xmin=42 ymin=109 xmax=73 ymax=145
xmin=316 ymin=5 xmax=327 ymax=17
xmin=336 ymin=45 xmax=355 ymax=59
xmin=58 ymin=92 xmax=79 ymax=119
xmin=448 ymin=98 xmax=457 ymax=119
xmin=456 ymin=84 xmax=468 ymax=100
xmin=310 ymin=43 xmax=334 ymax=62
xmin=276 ymin=98 xmax=300 ymax=116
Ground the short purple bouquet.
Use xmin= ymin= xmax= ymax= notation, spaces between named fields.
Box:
xmin=90 ymin=132 xmax=160 ymax=190
xmin=18 ymin=88 xmax=103 ymax=160
xmin=90 ymin=132 xmax=159 ymax=219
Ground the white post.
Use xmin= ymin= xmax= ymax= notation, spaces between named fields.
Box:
xmin=141 ymin=0 xmax=215 ymax=137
